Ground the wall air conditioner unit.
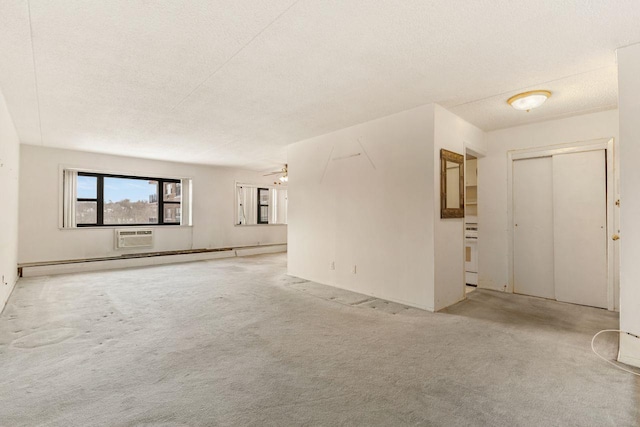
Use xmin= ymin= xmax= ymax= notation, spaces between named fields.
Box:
xmin=115 ymin=229 xmax=154 ymax=250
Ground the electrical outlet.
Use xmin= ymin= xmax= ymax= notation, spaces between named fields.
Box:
xmin=352 ymin=265 xmax=357 ymax=274
xmin=329 ymin=261 xmax=335 ymax=270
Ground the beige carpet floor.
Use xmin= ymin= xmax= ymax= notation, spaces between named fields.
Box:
xmin=0 ymin=253 xmax=637 ymax=426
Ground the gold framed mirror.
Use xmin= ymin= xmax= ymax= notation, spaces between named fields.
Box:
xmin=440 ymin=149 xmax=465 ymax=218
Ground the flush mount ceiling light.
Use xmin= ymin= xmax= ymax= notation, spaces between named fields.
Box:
xmin=507 ymin=90 xmax=551 ymax=112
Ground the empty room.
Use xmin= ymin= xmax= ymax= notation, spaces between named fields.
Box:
xmin=1 ymin=1 xmax=640 ymax=425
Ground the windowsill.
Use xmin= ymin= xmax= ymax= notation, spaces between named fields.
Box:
xmin=60 ymin=224 xmax=193 ymax=230
xmin=234 ymin=224 xmax=288 ymax=227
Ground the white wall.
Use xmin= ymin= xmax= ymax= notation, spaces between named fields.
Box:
xmin=617 ymin=43 xmax=640 ymax=368
xmin=479 ymin=110 xmax=619 ymax=299
xmin=288 ymin=104 xmax=437 ymax=310
xmin=19 ymin=145 xmax=287 ymax=264
xmin=433 ymin=105 xmax=486 ymax=310
xmin=0 ymin=89 xmax=20 ymax=311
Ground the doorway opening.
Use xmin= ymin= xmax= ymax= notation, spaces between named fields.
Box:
xmin=465 ymin=149 xmax=481 ymax=295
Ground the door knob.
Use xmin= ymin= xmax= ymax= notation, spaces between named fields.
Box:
xmin=612 ymin=234 xmax=620 ymax=241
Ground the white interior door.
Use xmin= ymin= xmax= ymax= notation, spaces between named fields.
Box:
xmin=552 ymin=150 xmax=608 ymax=308
xmin=513 ymin=157 xmax=555 ymax=299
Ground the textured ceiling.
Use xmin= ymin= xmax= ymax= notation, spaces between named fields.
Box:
xmin=0 ymin=1 xmax=639 ymax=170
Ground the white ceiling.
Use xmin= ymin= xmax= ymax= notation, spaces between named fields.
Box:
xmin=0 ymin=1 xmax=638 ymax=170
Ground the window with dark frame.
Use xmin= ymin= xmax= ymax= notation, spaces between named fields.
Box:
xmin=75 ymin=172 xmax=181 ymax=227
xmin=257 ymin=187 xmax=269 ymax=224
xmin=162 ymin=181 xmax=181 ymax=224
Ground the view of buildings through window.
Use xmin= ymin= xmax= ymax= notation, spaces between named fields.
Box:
xmin=75 ymin=173 xmax=181 ymax=226
xmin=258 ymin=188 xmax=269 ymax=224
xmin=162 ymin=182 xmax=181 ymax=223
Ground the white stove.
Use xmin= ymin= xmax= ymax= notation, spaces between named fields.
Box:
xmin=465 ymin=216 xmax=478 ymax=285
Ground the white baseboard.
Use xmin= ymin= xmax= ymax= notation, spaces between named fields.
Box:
xmin=21 ymin=244 xmax=287 ymax=277
xmin=619 ymin=332 xmax=640 ymax=368
xmin=0 ymin=276 xmax=18 ymax=315
xmin=285 ymin=270 xmax=433 ymax=312
xmin=236 ymin=244 xmax=288 ymax=257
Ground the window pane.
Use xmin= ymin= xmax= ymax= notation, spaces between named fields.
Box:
xmin=259 ymin=189 xmax=269 ymax=204
xmin=260 ymin=206 xmax=269 ymax=223
xmin=103 ymin=177 xmax=158 ymax=224
xmin=163 ymin=182 xmax=181 ymax=202
xmin=164 ymin=205 xmax=181 ymax=224
xmin=77 ymin=175 xmax=97 ymax=199
xmin=76 ymin=201 xmax=97 ymax=224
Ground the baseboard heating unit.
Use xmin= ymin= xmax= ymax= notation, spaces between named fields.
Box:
xmin=18 ymin=244 xmax=287 ymax=278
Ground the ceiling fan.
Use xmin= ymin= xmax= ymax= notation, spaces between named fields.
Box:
xmin=263 ymin=164 xmax=288 ymax=184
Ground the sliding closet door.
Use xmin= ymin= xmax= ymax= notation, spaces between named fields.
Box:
xmin=513 ymin=157 xmax=555 ymax=299
xmin=553 ymin=150 xmax=607 ymax=308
